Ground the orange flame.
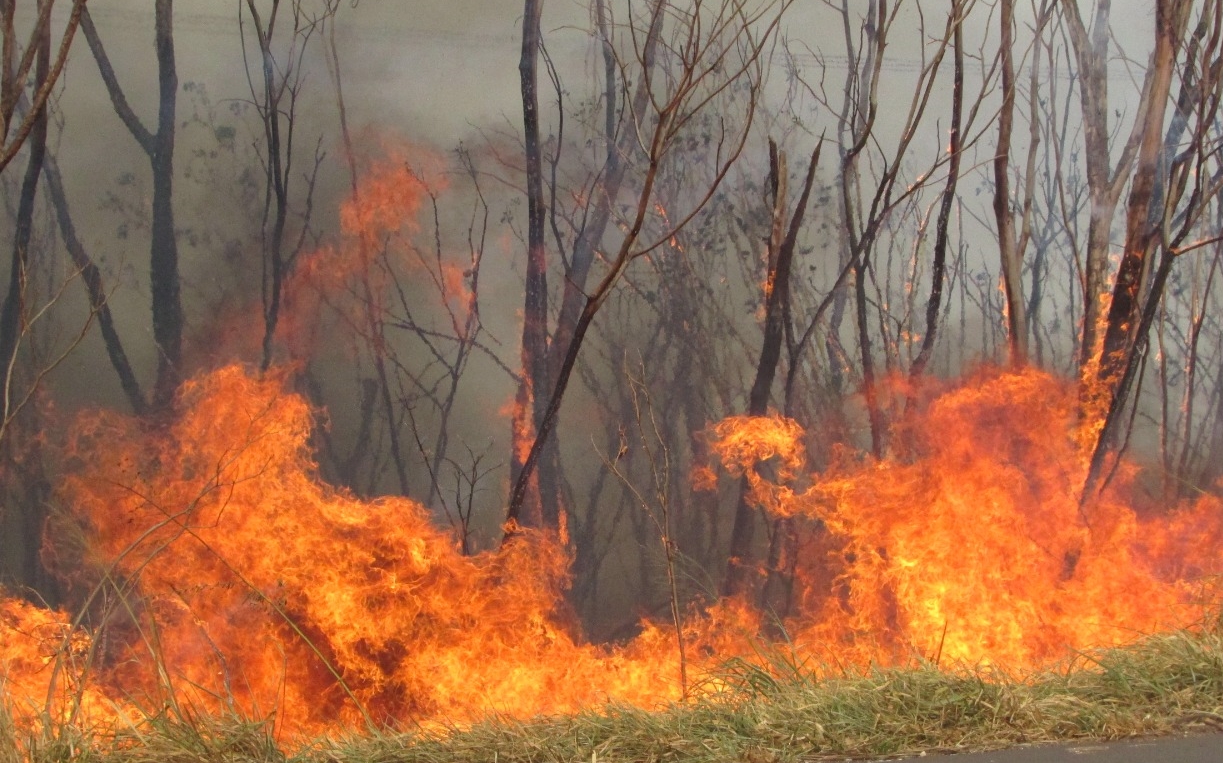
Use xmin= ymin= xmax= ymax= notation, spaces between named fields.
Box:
xmin=19 ymin=366 xmax=753 ymax=735
xmin=0 ymin=597 xmax=120 ymax=734
xmin=2 ymin=363 xmax=1220 ymax=739
xmin=4 ymin=143 xmax=1221 ymax=742
xmin=710 ymin=366 xmax=1223 ymax=668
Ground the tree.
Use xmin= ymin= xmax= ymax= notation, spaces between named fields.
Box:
xmin=80 ymin=0 xmax=182 ymax=412
xmin=0 ymin=0 xmax=50 ymax=431
xmin=1059 ymin=0 xmax=1166 ymax=379
xmin=723 ymin=139 xmax=821 ymax=597
xmin=0 ymin=0 xmax=89 ymax=433
xmin=505 ymin=0 xmax=788 ymax=536
xmin=0 ymin=0 xmax=85 ymax=174
xmin=1080 ymin=0 xmax=1223 ymax=500
xmin=239 ymin=0 xmax=334 ymax=373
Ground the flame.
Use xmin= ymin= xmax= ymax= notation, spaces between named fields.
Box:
xmin=273 ymin=139 xmax=447 ymax=364
xmin=0 ymin=596 xmax=120 ymax=733
xmin=3 ymin=144 xmax=1221 ymax=741
xmin=8 ymin=366 xmax=757 ymax=736
xmin=2 ymin=363 xmax=1220 ymax=740
xmin=710 ymin=366 xmax=1222 ymax=668
xmin=711 ymin=412 xmax=807 ymax=517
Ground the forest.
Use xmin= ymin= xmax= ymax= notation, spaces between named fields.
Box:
xmin=3 ymin=0 xmax=1223 ymax=738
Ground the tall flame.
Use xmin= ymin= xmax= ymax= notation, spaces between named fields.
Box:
xmin=709 ymin=366 xmax=1222 ymax=668
xmin=41 ymin=366 xmax=748 ymax=733
xmin=4 ymin=145 xmax=1221 ymax=741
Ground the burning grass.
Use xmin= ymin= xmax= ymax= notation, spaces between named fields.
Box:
xmin=4 ymin=624 xmax=1223 ymax=762
xmin=3 ymin=362 xmax=1223 ymax=759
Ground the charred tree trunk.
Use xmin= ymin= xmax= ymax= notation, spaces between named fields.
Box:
xmin=506 ymin=0 xmax=550 ymax=531
xmin=0 ymin=4 xmax=50 ymax=599
xmin=1060 ymin=0 xmax=1157 ymax=377
xmin=42 ymin=151 xmax=146 ymax=414
xmin=504 ymin=0 xmax=774 ymax=540
xmin=990 ymin=0 xmax=1029 ymax=368
xmin=724 ymin=141 xmax=820 ymax=598
xmin=506 ymin=0 xmax=666 ymax=535
xmin=911 ymin=4 xmax=964 ymax=380
xmin=149 ymin=0 xmax=181 ymax=411
xmin=1097 ymin=0 xmax=1189 ymax=388
xmin=81 ymin=0 xmax=182 ymax=413
xmin=246 ymin=0 xmax=293 ymax=373
xmin=0 ymin=0 xmax=48 ymax=428
xmin=1082 ymin=0 xmax=1200 ymax=500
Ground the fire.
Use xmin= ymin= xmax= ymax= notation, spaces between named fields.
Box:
xmin=2 ymin=145 xmax=1220 ymax=742
xmin=274 ymin=139 xmax=445 ymax=364
xmin=5 ymin=366 xmax=757 ymax=736
xmin=0 ymin=597 xmax=120 ymax=733
xmin=711 ymin=412 xmax=807 ymax=517
xmin=2 ymin=363 xmax=1220 ymax=740
xmin=710 ymin=366 xmax=1222 ymax=668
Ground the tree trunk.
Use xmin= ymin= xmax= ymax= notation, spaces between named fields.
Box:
xmin=0 ymin=0 xmax=47 ymax=427
xmin=0 ymin=2 xmax=50 ymax=600
xmin=81 ymin=1 xmax=181 ymax=412
xmin=506 ymin=0 xmax=549 ymax=531
xmin=724 ymin=142 xmax=820 ymax=597
xmin=149 ymin=0 xmax=181 ymax=411
xmin=1097 ymin=0 xmax=1189 ymax=389
xmin=991 ymin=0 xmax=1029 ymax=367
xmin=911 ymin=2 xmax=964 ymax=380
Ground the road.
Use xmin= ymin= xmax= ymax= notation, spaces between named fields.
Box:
xmin=894 ymin=733 xmax=1221 ymax=762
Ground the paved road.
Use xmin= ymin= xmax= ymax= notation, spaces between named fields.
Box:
xmin=894 ymin=733 xmax=1221 ymax=762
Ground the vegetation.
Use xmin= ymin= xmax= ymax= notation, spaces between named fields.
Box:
xmin=5 ymin=622 xmax=1223 ymax=762
xmin=2 ymin=1 xmax=1223 ymax=757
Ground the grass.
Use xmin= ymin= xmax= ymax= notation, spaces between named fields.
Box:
xmin=6 ymin=627 xmax=1223 ymax=763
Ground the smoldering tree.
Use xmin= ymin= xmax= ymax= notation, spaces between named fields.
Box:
xmin=1077 ymin=0 xmax=1223 ymax=500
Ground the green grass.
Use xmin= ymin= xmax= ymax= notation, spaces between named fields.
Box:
xmin=7 ymin=627 xmax=1223 ymax=763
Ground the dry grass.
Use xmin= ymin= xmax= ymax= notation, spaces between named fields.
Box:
xmin=6 ymin=626 xmax=1223 ymax=763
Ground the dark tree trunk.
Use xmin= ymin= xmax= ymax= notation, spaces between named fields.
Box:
xmin=911 ymin=4 xmax=964 ymax=380
xmin=149 ymin=0 xmax=181 ymax=411
xmin=81 ymin=0 xmax=181 ymax=413
xmin=0 ymin=0 xmax=48 ymax=427
xmin=724 ymin=142 xmax=820 ymax=598
xmin=42 ymin=152 xmax=146 ymax=414
xmin=506 ymin=0 xmax=550 ymax=531
xmin=1098 ymin=0 xmax=1185 ymax=389
xmin=0 ymin=5 xmax=52 ymax=601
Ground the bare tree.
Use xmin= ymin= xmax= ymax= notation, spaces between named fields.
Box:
xmin=1059 ymin=0 xmax=1168 ymax=378
xmin=0 ymin=0 xmax=86 ymax=174
xmin=80 ymin=0 xmax=182 ymax=411
xmin=0 ymin=0 xmax=49 ymax=428
xmin=239 ymin=0 xmax=334 ymax=372
xmin=795 ymin=0 xmax=994 ymax=456
xmin=1081 ymin=0 xmax=1223 ymax=500
xmin=505 ymin=0 xmax=787 ymax=534
xmin=988 ymin=0 xmax=1055 ymax=367
xmin=723 ymin=139 xmax=820 ymax=597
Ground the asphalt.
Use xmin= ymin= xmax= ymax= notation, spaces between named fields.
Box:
xmin=892 ymin=733 xmax=1222 ymax=762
